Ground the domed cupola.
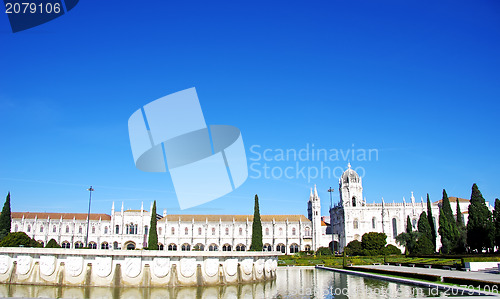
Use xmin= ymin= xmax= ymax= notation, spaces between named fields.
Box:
xmin=341 ymin=163 xmax=361 ymax=184
xmin=338 ymin=163 xmax=363 ymax=207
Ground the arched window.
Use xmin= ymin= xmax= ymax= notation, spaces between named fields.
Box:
xmin=225 ymin=227 xmax=229 ymax=236
xmin=159 ymin=243 xmax=164 ymax=250
xmin=101 ymin=242 xmax=109 ymax=249
xmin=75 ymin=241 xmax=83 ymax=249
xmin=353 ymin=219 xmax=359 ymax=229
xmin=168 ymin=243 xmax=177 ymax=251
xmin=198 ymin=227 xmax=202 ymax=235
xmin=89 ymin=242 xmax=97 ymax=249
xmin=144 ymin=226 xmax=148 ymax=236
xmin=279 ymin=227 xmax=283 ymax=235
xmin=40 ymin=225 xmax=44 ymax=233
xmin=412 ymin=218 xmax=417 ymax=229
xmin=104 ymin=226 xmax=108 ymax=234
xmin=184 ymin=227 xmax=189 ymax=235
xmin=115 ymin=225 xmax=119 ymax=234
xmin=290 ymin=243 xmax=299 ymax=253
xmin=62 ymin=241 xmax=70 ymax=249
xmin=209 ymin=244 xmax=218 ymax=251
xmin=158 ymin=227 xmax=162 ymax=235
xmin=212 ymin=227 xmax=216 ymax=235
xmin=181 ymin=243 xmax=190 ymax=251
xmin=265 ymin=227 xmax=269 ymax=235
xmin=276 ymin=244 xmax=285 ymax=253
xmin=239 ymin=227 xmax=243 ymax=236
xmin=171 ymin=227 xmax=175 ymax=235
xmin=65 ymin=225 xmax=69 ymax=233
xmin=113 ymin=242 xmax=118 ymax=249
xmin=236 ymin=244 xmax=245 ymax=251
xmin=92 ymin=226 xmax=95 ymax=234
xmin=27 ymin=225 xmax=31 ymax=232
xmin=292 ymin=227 xmax=296 ymax=235
xmin=392 ymin=218 xmax=398 ymax=238
xmin=305 ymin=245 xmax=311 ymax=252
xmin=126 ymin=243 xmax=135 ymax=250
xmin=78 ymin=226 xmax=82 ymax=234
xmin=222 ymin=244 xmax=231 ymax=251
xmin=14 ymin=224 xmax=18 ymax=232
xmin=352 ymin=197 xmax=357 ymax=207
xmin=194 ymin=243 xmax=204 ymax=251
xmin=372 ymin=217 xmax=376 ymax=229
xmin=305 ymin=227 xmax=311 ymax=236
xmin=263 ymin=244 xmax=272 ymax=251
xmin=53 ymin=225 xmax=57 ymax=233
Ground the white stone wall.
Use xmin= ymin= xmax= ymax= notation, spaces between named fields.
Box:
xmin=12 ymin=207 xmax=315 ymax=255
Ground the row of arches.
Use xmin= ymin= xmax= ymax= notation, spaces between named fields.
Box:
xmin=19 ymin=224 xmax=110 ymax=235
xmin=56 ymin=241 xmax=304 ymax=253
xmin=165 ymin=226 xmax=304 ymax=237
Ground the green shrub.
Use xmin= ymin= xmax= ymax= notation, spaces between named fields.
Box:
xmin=345 ymin=240 xmax=363 ymax=256
xmin=45 ymin=239 xmax=61 ymax=248
xmin=0 ymin=232 xmax=42 ymax=248
xmin=316 ymin=247 xmax=332 ymax=256
xmin=384 ymin=244 xmax=402 ymax=255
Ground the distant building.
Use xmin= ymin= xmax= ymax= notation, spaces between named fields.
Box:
xmin=12 ymin=197 xmax=332 ymax=254
xmin=329 ymin=164 xmax=488 ymax=252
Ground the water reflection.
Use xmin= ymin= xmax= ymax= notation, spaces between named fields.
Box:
xmin=0 ymin=267 xmax=468 ymax=298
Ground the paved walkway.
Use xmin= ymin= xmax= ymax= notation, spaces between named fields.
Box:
xmin=352 ymin=264 xmax=500 ymax=284
xmin=317 ymin=265 xmax=500 ymax=297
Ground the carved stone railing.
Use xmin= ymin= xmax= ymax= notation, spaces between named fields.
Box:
xmin=0 ymin=248 xmax=278 ymax=287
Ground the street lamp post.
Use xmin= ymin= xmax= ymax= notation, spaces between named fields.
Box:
xmin=85 ymin=186 xmax=94 ymax=248
xmin=328 ymin=187 xmax=334 ymax=209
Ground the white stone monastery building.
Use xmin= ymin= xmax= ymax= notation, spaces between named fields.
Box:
xmin=330 ymin=164 xmax=481 ymax=252
xmin=11 ymin=164 xmax=481 ymax=254
xmin=11 ymin=188 xmax=331 ymax=254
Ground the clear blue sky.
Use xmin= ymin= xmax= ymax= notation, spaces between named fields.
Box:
xmin=1 ymin=0 xmax=499 ymax=217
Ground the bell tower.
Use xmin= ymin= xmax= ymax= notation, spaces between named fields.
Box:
xmin=339 ymin=163 xmax=363 ymax=207
xmin=308 ymin=185 xmax=322 ymax=251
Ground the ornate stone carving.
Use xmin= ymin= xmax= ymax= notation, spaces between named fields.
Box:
xmin=180 ymin=258 xmax=196 ymax=278
xmin=241 ymin=259 xmax=253 ymax=275
xmin=40 ymin=256 xmax=56 ymax=276
xmin=255 ymin=259 xmax=264 ymax=274
xmin=264 ymin=259 xmax=272 ymax=273
xmin=204 ymin=258 xmax=219 ymax=277
xmin=225 ymin=258 xmax=238 ymax=276
xmin=152 ymin=258 xmax=170 ymax=278
xmin=124 ymin=258 xmax=141 ymax=278
xmin=66 ymin=256 xmax=83 ymax=277
xmin=16 ymin=256 xmax=32 ymax=275
xmin=95 ymin=257 xmax=112 ymax=278
xmin=0 ymin=255 xmax=11 ymax=274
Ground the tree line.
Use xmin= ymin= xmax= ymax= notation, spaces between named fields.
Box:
xmin=396 ymin=183 xmax=498 ymax=255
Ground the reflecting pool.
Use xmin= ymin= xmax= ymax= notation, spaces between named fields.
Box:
xmin=0 ymin=267 xmax=483 ymax=298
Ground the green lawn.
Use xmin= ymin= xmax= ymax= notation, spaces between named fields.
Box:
xmin=278 ymin=254 xmax=499 ymax=268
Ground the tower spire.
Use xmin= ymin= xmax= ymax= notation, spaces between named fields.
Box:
xmin=314 ymin=184 xmax=318 ymax=198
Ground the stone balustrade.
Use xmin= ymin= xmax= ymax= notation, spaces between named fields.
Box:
xmin=0 ymin=248 xmax=278 ymax=287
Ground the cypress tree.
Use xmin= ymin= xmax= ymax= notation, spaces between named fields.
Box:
xmin=147 ymin=201 xmax=158 ymax=250
xmin=467 ymin=184 xmax=494 ymax=252
xmin=438 ymin=189 xmax=458 ymax=254
xmin=250 ymin=194 xmax=263 ymax=251
xmin=0 ymin=193 xmax=12 ymax=240
xmin=406 ymin=216 xmax=412 ymax=233
xmin=426 ymin=194 xmax=436 ymax=251
xmin=455 ymin=199 xmax=467 ymax=253
xmin=415 ymin=211 xmax=434 ymax=255
xmin=494 ymin=198 xmax=500 ymax=249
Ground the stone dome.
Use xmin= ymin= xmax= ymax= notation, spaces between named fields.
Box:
xmin=341 ymin=163 xmax=360 ymax=184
